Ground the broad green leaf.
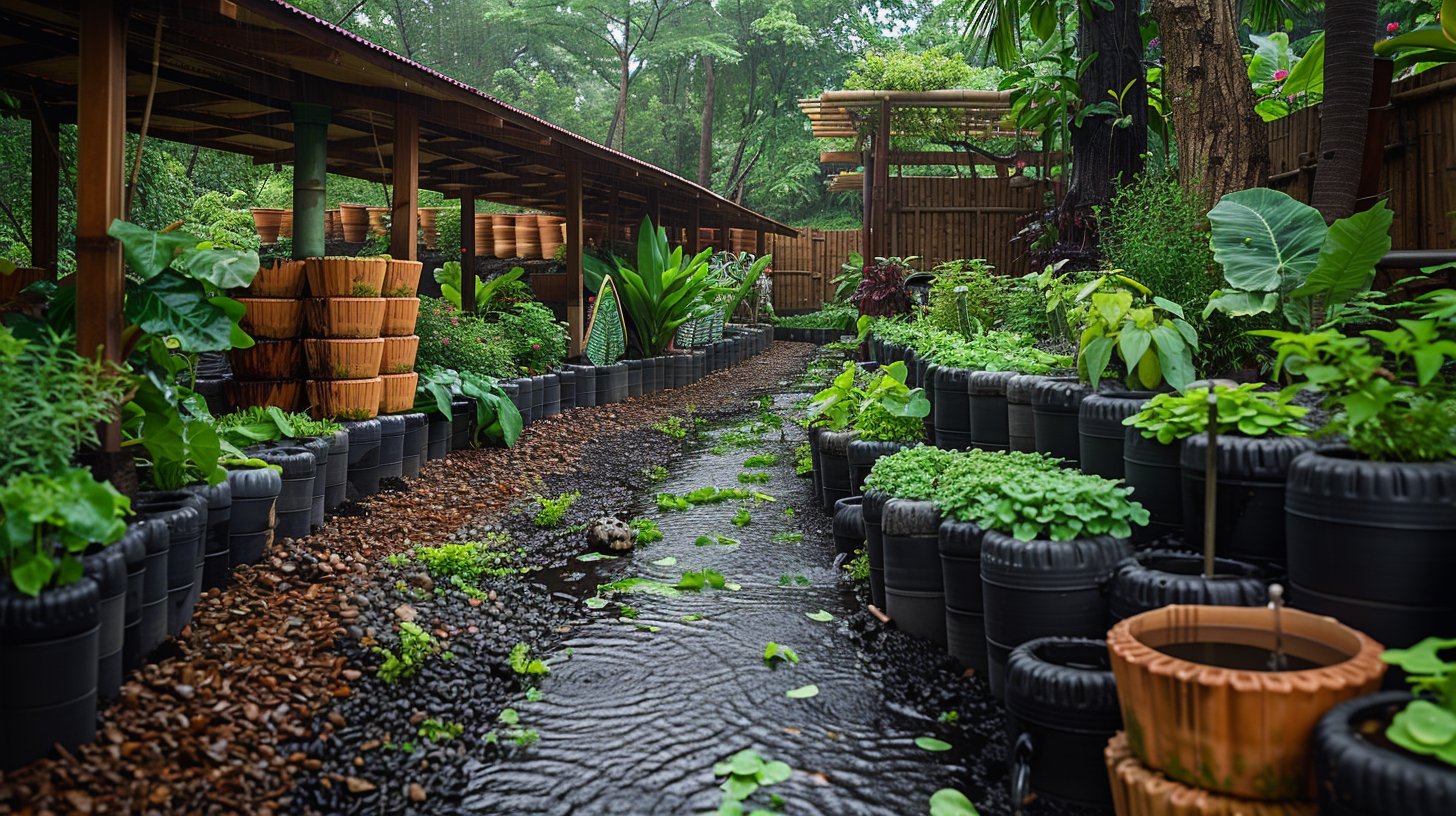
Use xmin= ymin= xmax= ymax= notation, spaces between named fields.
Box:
xmin=1281 ymin=32 xmax=1324 ymax=99
xmin=651 ymin=556 xmax=677 ymax=566
xmin=585 ymin=276 xmax=627 ymax=365
xmin=1080 ymin=335 xmax=1115 ymax=388
xmin=1118 ymin=325 xmax=1152 ymax=371
xmin=1291 ymin=200 xmax=1392 ymax=310
xmin=785 ymin=684 xmax=819 ymax=699
xmin=756 ymin=760 xmax=792 ymax=785
xmin=915 ymin=736 xmax=953 ymax=752
xmin=1203 ymin=290 xmax=1280 ymax=318
xmin=1150 ymin=324 xmax=1194 ymax=390
xmin=576 ymin=552 xmax=616 ymax=562
xmin=108 ymin=219 xmax=197 ymax=279
xmin=125 ymin=270 xmax=239 ymax=352
xmin=1207 ymin=188 xmax=1327 ymax=292
xmin=930 ymin=788 xmax=981 ymax=816
xmin=584 ymin=596 xmax=608 ymax=609
xmin=806 ymin=610 xmax=835 ymax=622
xmin=173 ymin=246 xmax=261 ymax=289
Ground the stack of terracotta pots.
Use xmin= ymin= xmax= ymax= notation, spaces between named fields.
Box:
xmin=491 ymin=214 xmax=514 ymax=258
xmin=537 ymin=215 xmax=564 ymax=259
xmin=230 ymin=259 xmax=306 ymax=411
xmin=419 ymin=208 xmax=440 ymax=249
xmin=302 ymin=257 xmax=387 ymax=420
xmin=379 ymin=260 xmax=422 ymax=414
xmin=474 ymin=212 xmax=493 ymax=257
xmin=365 ymin=207 xmax=389 ymax=237
xmin=338 ymin=204 xmax=369 ymax=243
xmin=514 ymin=214 xmax=540 ymax=259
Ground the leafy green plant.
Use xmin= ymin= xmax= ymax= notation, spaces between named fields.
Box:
xmin=743 ymin=454 xmax=778 ymax=468
xmin=1073 ymin=273 xmax=1199 ymax=390
xmin=1204 ymin=189 xmax=1394 ymax=332
xmin=509 ymin=642 xmax=550 ymax=676
xmin=1380 ymin=637 xmax=1456 ymax=766
xmin=375 ymin=622 xmax=436 ymax=683
xmin=533 ymin=492 xmax=580 ymax=528
xmin=652 ymin=416 xmax=690 ymax=439
xmin=211 ymin=405 xmax=342 ymax=449
xmin=737 ymin=472 xmax=772 ymax=484
xmin=675 ymin=568 xmax=728 ymax=591
xmin=629 ymin=517 xmax=663 ymax=544
xmin=694 ymin=534 xmax=739 ymax=547
xmin=434 ymin=262 xmax=524 ymax=312
xmin=774 ymin=302 xmax=859 ymax=330
xmin=417 ymin=718 xmax=464 ymax=744
xmin=844 ymin=550 xmax=869 ymax=581
xmin=793 ymin=443 xmax=813 ymax=476
xmin=1124 ymin=384 xmax=1309 ymax=444
xmin=643 ymin=464 xmax=669 ymax=483
xmin=937 ymin=452 xmax=1148 ymax=541
xmin=415 ymin=296 xmax=516 ymax=379
xmin=778 ymin=574 xmax=810 ymax=586
xmin=0 ymin=467 xmax=130 ymax=595
xmin=731 ymin=508 xmax=752 ymax=527
xmin=604 ymin=216 xmax=718 ymax=356
xmin=771 ymin=532 xmax=803 ymax=544
xmin=853 ymin=364 xmax=932 ymax=441
xmin=861 ymin=445 xmax=962 ymax=499
xmin=415 ymin=367 xmax=523 ymax=447
xmin=712 ymin=749 xmax=792 ymax=815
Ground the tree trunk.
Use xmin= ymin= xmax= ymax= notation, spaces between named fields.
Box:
xmin=1152 ymin=0 xmax=1269 ymax=207
xmin=697 ymin=54 xmax=716 ymax=188
xmin=606 ymin=50 xmax=631 ymax=151
xmin=1060 ymin=0 xmax=1148 ymax=248
xmin=1310 ymin=0 xmax=1376 ymax=221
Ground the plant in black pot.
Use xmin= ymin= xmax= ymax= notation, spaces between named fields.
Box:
xmin=805 ymin=361 xmax=867 ymax=511
xmin=1260 ymin=301 xmax=1456 ymax=655
xmin=844 ymin=362 xmax=931 ymax=493
xmin=860 ymin=445 xmax=961 ymax=613
xmin=1121 ymin=383 xmax=1309 ymax=546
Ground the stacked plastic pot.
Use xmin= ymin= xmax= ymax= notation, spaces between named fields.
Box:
xmin=229 ymin=259 xmax=306 ymax=411
xmin=302 ymin=257 xmax=388 ymax=421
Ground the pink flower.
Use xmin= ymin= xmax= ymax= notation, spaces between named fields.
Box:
xmin=1387 ymin=21 xmax=1400 ymax=32
xmin=1273 ymin=69 xmax=1289 ymax=81
xmin=531 ymin=343 xmax=541 ymax=350
xmin=451 ymin=319 xmax=459 ymax=326
xmin=1016 ymin=160 xmax=1027 ymax=169
xmin=441 ymin=338 xmax=450 ymax=345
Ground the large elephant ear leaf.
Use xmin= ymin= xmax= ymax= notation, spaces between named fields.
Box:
xmin=585 ymin=275 xmax=627 ymax=366
xmin=1291 ymin=199 xmax=1392 ymax=308
xmin=1208 ymin=188 xmax=1327 ymax=292
xmin=125 ymin=270 xmax=239 ymax=352
xmin=173 ymin=246 xmax=260 ymax=290
xmin=108 ymin=220 xmax=199 ymax=280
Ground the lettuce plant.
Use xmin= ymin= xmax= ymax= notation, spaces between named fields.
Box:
xmin=1124 ymin=384 xmax=1309 ymax=444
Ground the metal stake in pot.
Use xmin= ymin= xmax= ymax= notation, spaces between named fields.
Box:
xmin=1203 ymin=391 xmax=1219 ymax=579
xmin=1267 ymin=583 xmax=1289 ymax=671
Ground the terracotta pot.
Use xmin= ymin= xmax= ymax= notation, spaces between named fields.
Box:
xmin=1107 ymin=604 xmax=1386 ymax=800
xmin=537 ymin=215 xmax=564 ymax=259
xmin=491 ymin=214 xmax=515 ymax=258
xmin=304 ymin=256 xmax=387 ymax=298
xmin=0 ymin=266 xmax=47 ymax=303
xmin=324 ymin=209 xmax=338 ymax=243
xmin=418 ymin=208 xmax=439 ymax=249
xmin=380 ymin=335 xmax=419 ymax=375
xmin=238 ymin=298 xmax=304 ymax=339
xmin=304 ymin=297 xmax=385 ymax=339
xmin=514 ymin=214 xmax=540 ymax=259
xmin=382 ymin=260 xmax=423 ymax=298
xmin=251 ymin=208 xmax=284 ymax=245
xmin=246 ymin=259 xmax=305 ymax=298
xmin=229 ymin=340 xmax=302 ymax=380
xmin=278 ymin=209 xmax=293 ymax=240
xmin=306 ymin=378 xmax=382 ymax=421
xmin=338 ymin=204 xmax=369 ymax=243
xmin=379 ymin=372 xmax=419 ymax=414
xmin=224 ymin=379 xmax=301 ymax=412
xmin=365 ymin=206 xmax=389 ymax=237
xmin=304 ymin=338 xmax=384 ymax=380
xmin=1105 ymin=732 xmax=1317 ymax=815
xmin=381 ymin=298 xmax=420 ymax=337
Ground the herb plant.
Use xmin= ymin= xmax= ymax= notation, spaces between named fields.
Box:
xmin=937 ymin=453 xmax=1148 ymax=541
xmin=533 ymin=492 xmax=580 ymax=528
xmin=0 ymin=468 xmax=130 ymax=595
xmin=1124 ymin=384 xmax=1309 ymax=444
xmin=1380 ymin=637 xmax=1456 ymax=766
xmin=861 ymin=445 xmax=961 ymax=499
xmin=712 ymin=749 xmax=792 ymax=815
xmin=375 ymin=622 xmax=436 ymax=683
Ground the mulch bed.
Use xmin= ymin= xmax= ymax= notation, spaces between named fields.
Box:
xmin=0 ymin=342 xmax=815 ymax=816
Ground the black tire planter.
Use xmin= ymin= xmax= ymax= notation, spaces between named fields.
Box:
xmin=807 ymin=426 xmax=824 ymax=505
xmin=401 ymin=412 xmax=428 ymax=478
xmin=1032 ymin=377 xmax=1094 ymax=466
xmin=426 ymin=412 xmax=450 ymax=460
xmin=1107 ymin=548 xmax=1268 ymax=623
xmin=1181 ymin=433 xmax=1316 ymax=569
xmin=666 ymin=355 xmax=688 ymax=390
xmin=981 ymin=530 xmax=1130 ymax=699
xmin=0 ymin=579 xmax=100 ymax=771
xmin=566 ymin=364 xmax=598 ymax=407
xmin=251 ymin=446 xmax=317 ymax=541
xmin=541 ymin=372 xmax=561 ymax=417
xmin=450 ymin=398 xmax=474 ymax=448
xmin=904 ymin=348 xmax=922 ymax=389
xmin=508 ymin=376 xmax=532 ymax=423
xmin=692 ymin=349 xmax=708 ymax=382
xmin=939 ymin=520 xmax=988 ymax=673
xmin=181 ymin=479 xmax=233 ymax=590
xmin=1122 ymin=429 xmax=1183 ymax=542
xmin=933 ymin=366 xmax=975 ymax=450
xmin=529 ymin=374 xmax=547 ymax=421
xmin=816 ymin=430 xmax=858 ymax=512
xmin=557 ymin=369 xmax=576 ymax=410
xmin=81 ymin=542 xmax=130 ymax=700
xmin=1006 ymin=374 xmax=1043 ymax=453
xmin=650 ymin=357 xmax=667 ymax=393
xmin=227 ymin=466 xmax=281 ymax=567
xmin=377 ymin=414 xmax=407 ymax=482
xmin=1004 ymin=637 xmax=1121 ymax=809
xmin=1286 ymin=449 xmax=1456 ymax=657
xmin=255 ymin=436 xmax=325 ymax=532
xmin=1313 ymin=691 xmax=1456 ymax=815
xmin=862 ymin=491 xmax=890 ymax=610
xmin=846 ymin=439 xmax=910 ymax=495
xmin=921 ymin=362 xmax=939 ymax=444
xmin=135 ymin=491 xmax=208 ymax=637
xmin=832 ymin=496 xmax=865 ymax=558
xmin=1078 ymin=391 xmax=1155 ymax=480
xmin=135 ymin=516 xmax=170 ymax=659
xmin=882 ymin=499 xmax=947 ymax=647
xmin=626 ymin=359 xmax=644 ymax=398
xmin=343 ymin=419 xmax=384 ymax=498
xmin=602 ymin=362 xmax=629 ymax=402
xmin=323 ymin=429 xmax=349 ymax=510
xmin=117 ymin=519 xmax=154 ymax=672
xmin=967 ymin=370 xmax=1016 ymax=452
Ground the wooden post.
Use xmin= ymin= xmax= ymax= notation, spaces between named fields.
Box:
xmin=687 ymin=204 xmax=701 ymax=254
xmin=31 ymin=112 xmax=59 ymax=279
xmin=755 ymin=229 xmax=766 ymax=257
xmin=861 ymin=149 xmax=873 ymax=263
xmin=872 ymin=101 xmax=891 ymax=258
xmin=75 ymin=0 xmax=127 ymax=453
xmin=460 ymin=191 xmax=476 ymax=313
xmin=389 ymin=101 xmax=419 ymax=260
xmin=565 ymin=159 xmax=585 ymax=358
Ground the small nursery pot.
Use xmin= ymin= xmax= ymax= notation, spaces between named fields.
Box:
xmin=0 ymin=580 xmax=100 ymax=771
xmin=1031 ymin=376 xmax=1094 ymax=466
xmin=1078 ymin=391 xmax=1155 ymax=480
xmin=382 ymin=259 xmax=423 ymax=298
xmin=229 ymin=340 xmax=303 ymax=380
xmin=305 ymin=297 xmax=386 ymax=339
xmin=307 ymin=377 xmax=383 ymax=421
xmin=245 ymin=259 xmax=305 ymax=298
xmin=224 ymin=378 xmax=301 ymax=412
xmin=305 ymin=256 xmax=387 ymax=298
xmin=237 ymin=297 xmax=304 ymax=339
xmin=303 ymin=338 xmax=384 ymax=380
xmin=382 ymin=297 xmax=420 ymax=337
xmin=379 ymin=372 xmax=419 ymax=414
xmin=1107 ymin=603 xmax=1387 ymax=800
xmin=380 ymin=335 xmax=419 ymax=375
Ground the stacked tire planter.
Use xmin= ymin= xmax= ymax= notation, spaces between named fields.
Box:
xmin=1122 ymin=429 xmax=1184 ymax=543
xmin=344 ymin=419 xmax=384 ymax=500
xmin=881 ymin=498 xmax=948 ymax=647
xmin=1180 ymin=434 xmax=1316 ymax=571
xmin=967 ymin=370 xmax=1015 ymax=451
xmin=939 ymin=520 xmax=988 ymax=672
xmin=134 ymin=490 xmax=209 ymax=636
xmin=1031 ymin=377 xmax=1095 ymax=467
xmin=181 ymin=479 xmax=234 ymax=589
xmin=229 ymin=259 xmax=306 ymax=412
xmin=831 ymin=496 xmax=865 ymax=558
xmin=227 ymin=465 xmax=282 ymax=566
xmin=816 ymin=430 xmax=858 ymax=511
xmin=303 ymin=256 xmax=387 ymax=422
xmin=846 ymin=439 xmax=909 ymax=495
xmin=118 ymin=518 xmax=163 ymax=671
xmin=1107 ymin=549 xmax=1269 ymax=623
xmin=861 ymin=490 xmax=890 ymax=610
xmin=0 ymin=579 xmax=101 ymax=770
xmin=1005 ymin=374 xmax=1042 ymax=453
xmin=1078 ymin=391 xmax=1155 ymax=480
xmin=250 ymin=446 xmax=316 ymax=541
xmin=932 ymin=366 xmax=975 ymax=449
xmin=1312 ymin=692 xmax=1456 ymax=815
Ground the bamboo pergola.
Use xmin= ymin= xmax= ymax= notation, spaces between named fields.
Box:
xmin=0 ymin=0 xmax=794 ymax=404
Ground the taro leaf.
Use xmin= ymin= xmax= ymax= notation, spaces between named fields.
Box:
xmin=1203 ymin=290 xmax=1281 ymax=319
xmin=126 ymin=270 xmax=240 ymax=352
xmin=1281 ymin=32 xmax=1325 ymax=99
xmin=108 ymin=219 xmax=197 ymax=279
xmin=1207 ymin=188 xmax=1327 ymax=294
xmin=213 ymin=295 xmax=255 ymax=349
xmin=806 ymin=610 xmax=835 ymax=622
xmin=584 ymin=275 xmax=627 ymax=366
xmin=929 ymin=788 xmax=981 ymax=816
xmin=915 ymin=736 xmax=953 ymax=752
xmin=785 ymin=684 xmax=819 ymax=699
xmin=173 ymin=245 xmax=261 ymax=290
xmin=1291 ymin=200 xmax=1392 ymax=313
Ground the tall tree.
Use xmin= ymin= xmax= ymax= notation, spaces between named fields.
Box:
xmin=698 ymin=53 xmax=716 ymax=187
xmin=1310 ymin=2 xmax=1377 ymax=220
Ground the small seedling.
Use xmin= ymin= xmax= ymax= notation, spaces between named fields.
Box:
xmin=938 ymin=711 xmax=961 ymax=724
xmin=794 ymin=442 xmax=813 ymax=476
xmin=763 ymin=642 xmax=800 ymax=666
xmin=737 ymin=471 xmax=772 ymax=484
xmin=644 ymin=464 xmax=670 ymax=483
xmin=743 ymin=454 xmax=778 ymax=468
xmin=652 ymin=415 xmax=690 ymax=439
xmin=778 ymin=574 xmax=810 ymax=586
xmin=712 ymin=749 xmax=792 ymax=812
xmin=509 ymin=642 xmax=550 ymax=676
xmin=843 ymin=551 xmax=869 ymax=582
xmin=630 ymin=517 xmax=663 ymax=543
xmin=731 ymin=508 xmax=752 ymax=527
xmin=533 ymin=492 xmax=580 ymax=528
xmin=384 ymin=552 xmax=411 ymax=568
xmin=525 ymin=687 xmax=544 ymax=702
xmin=417 ymin=718 xmax=464 ymax=743
xmin=618 ymin=605 xmax=640 ymax=619
xmin=676 ymin=568 xmax=728 ymax=591
xmin=374 ymin=622 xmax=435 ymax=683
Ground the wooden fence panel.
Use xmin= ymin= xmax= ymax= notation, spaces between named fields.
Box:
xmin=886 ymin=176 xmax=1043 ymax=276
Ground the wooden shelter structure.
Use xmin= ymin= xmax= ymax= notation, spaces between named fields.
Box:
xmin=0 ymin=0 xmax=794 ymax=398
xmin=797 ymin=89 xmax=1055 ymax=276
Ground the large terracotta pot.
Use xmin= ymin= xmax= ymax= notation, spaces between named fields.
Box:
xmin=382 ymin=298 xmax=420 ymax=337
xmin=379 ymin=372 xmax=419 ymax=414
xmin=246 ymin=259 xmax=305 ymax=298
xmin=514 ymin=214 xmax=540 ymax=259
xmin=225 ymin=379 xmax=301 ymax=412
xmin=491 ymin=214 xmax=515 ymax=258
xmin=306 ymin=378 xmax=382 ymax=421
xmin=278 ymin=209 xmax=293 ymax=240
xmin=418 ymin=207 xmax=440 ymax=249
xmin=382 ymin=260 xmax=423 ymax=298
xmin=325 ymin=209 xmax=339 ymax=243
xmin=237 ymin=298 xmax=304 ymax=339
xmin=251 ymin=208 xmax=284 ymax=245
xmin=1107 ymin=604 xmax=1386 ymax=800
xmin=338 ymin=204 xmax=369 ymax=243
xmin=229 ymin=339 xmax=302 ymax=380
xmin=380 ymin=335 xmax=419 ymax=375
xmin=1105 ymin=732 xmax=1317 ymax=815
xmin=305 ymin=256 xmax=387 ymax=298
xmin=304 ymin=297 xmax=386 ymax=339
xmin=537 ymin=215 xmax=564 ymax=259
xmin=365 ymin=206 xmax=389 ymax=237
xmin=303 ymin=338 xmax=384 ymax=380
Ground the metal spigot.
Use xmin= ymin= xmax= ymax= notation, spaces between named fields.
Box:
xmin=1267 ymin=583 xmax=1288 ymax=672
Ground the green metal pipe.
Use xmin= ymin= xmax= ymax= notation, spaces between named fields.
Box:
xmin=291 ymin=102 xmax=330 ymax=260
